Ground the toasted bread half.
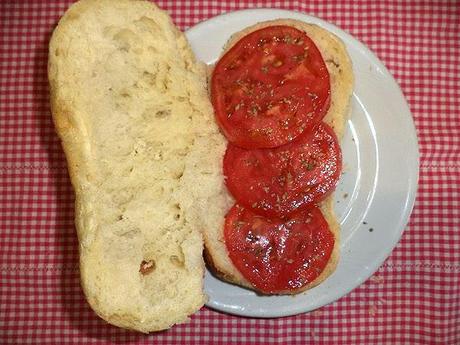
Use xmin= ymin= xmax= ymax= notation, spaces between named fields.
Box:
xmin=48 ymin=0 xmax=228 ymax=332
xmin=204 ymin=19 xmax=354 ymax=294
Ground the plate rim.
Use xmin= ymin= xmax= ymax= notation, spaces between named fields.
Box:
xmin=186 ymin=8 xmax=419 ymax=317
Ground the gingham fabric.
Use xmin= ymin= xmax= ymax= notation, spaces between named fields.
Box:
xmin=1 ymin=1 xmax=459 ymax=344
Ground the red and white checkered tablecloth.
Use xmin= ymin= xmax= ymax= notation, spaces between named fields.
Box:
xmin=1 ymin=0 xmax=459 ymax=344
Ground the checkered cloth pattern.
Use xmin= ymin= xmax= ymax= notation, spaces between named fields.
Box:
xmin=1 ymin=0 xmax=459 ymax=344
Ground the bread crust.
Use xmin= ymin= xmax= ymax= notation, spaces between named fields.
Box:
xmin=204 ymin=19 xmax=353 ymax=294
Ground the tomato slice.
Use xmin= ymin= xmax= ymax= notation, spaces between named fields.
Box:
xmin=211 ymin=25 xmax=330 ymax=149
xmin=224 ymin=123 xmax=342 ymax=218
xmin=224 ymin=203 xmax=334 ymax=294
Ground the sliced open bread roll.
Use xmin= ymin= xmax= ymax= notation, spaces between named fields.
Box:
xmin=203 ymin=19 xmax=354 ymax=293
xmin=48 ymin=0 xmax=227 ymax=332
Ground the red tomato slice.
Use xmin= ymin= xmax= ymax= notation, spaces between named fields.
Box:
xmin=211 ymin=25 xmax=331 ymax=149
xmin=224 ymin=123 xmax=342 ymax=218
xmin=224 ymin=203 xmax=334 ymax=294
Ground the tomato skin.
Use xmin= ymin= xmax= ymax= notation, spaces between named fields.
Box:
xmin=215 ymin=26 xmax=338 ymax=294
xmin=224 ymin=203 xmax=334 ymax=294
xmin=224 ymin=123 xmax=342 ymax=218
xmin=211 ymin=25 xmax=331 ymax=149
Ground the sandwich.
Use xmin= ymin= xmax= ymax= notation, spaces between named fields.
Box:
xmin=48 ymin=0 xmax=352 ymax=332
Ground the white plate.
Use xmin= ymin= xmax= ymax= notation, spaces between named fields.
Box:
xmin=186 ymin=9 xmax=419 ymax=318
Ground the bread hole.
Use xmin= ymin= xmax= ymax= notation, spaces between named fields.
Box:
xmin=115 ymin=227 xmax=140 ymax=238
xmin=184 ymin=59 xmax=192 ymax=71
xmin=173 ymin=203 xmax=181 ymax=220
xmin=139 ymin=259 xmax=156 ymax=275
xmin=120 ymin=91 xmax=131 ymax=98
xmin=155 ymin=109 xmax=171 ymax=118
xmin=176 ymin=170 xmax=184 ymax=180
xmin=113 ymin=28 xmax=139 ymax=52
xmin=169 ymin=255 xmax=184 ymax=268
xmin=152 ymin=150 xmax=163 ymax=161
xmin=54 ymin=48 xmax=60 ymax=57
xmin=174 ymin=147 xmax=188 ymax=157
xmin=135 ymin=16 xmax=162 ymax=35
xmin=142 ymin=70 xmax=156 ymax=85
xmin=326 ymin=58 xmax=340 ymax=68
xmin=111 ymin=188 xmax=135 ymax=206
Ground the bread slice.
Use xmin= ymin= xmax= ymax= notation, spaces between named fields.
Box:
xmin=204 ymin=19 xmax=354 ymax=293
xmin=48 ymin=0 xmax=228 ymax=332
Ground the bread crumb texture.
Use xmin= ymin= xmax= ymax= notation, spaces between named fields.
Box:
xmin=48 ymin=0 xmax=230 ymax=332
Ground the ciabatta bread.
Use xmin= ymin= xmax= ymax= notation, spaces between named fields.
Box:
xmin=204 ymin=19 xmax=354 ymax=293
xmin=48 ymin=0 xmax=227 ymax=332
xmin=49 ymin=0 xmax=353 ymax=330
